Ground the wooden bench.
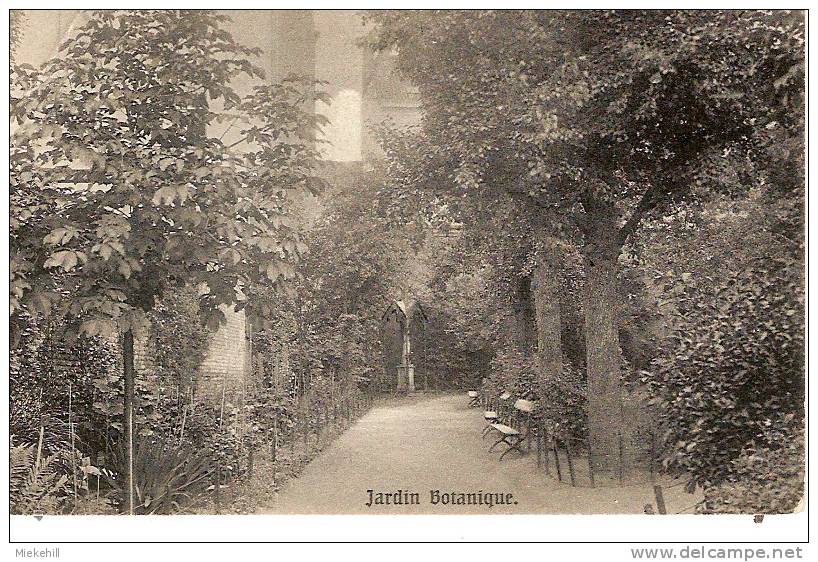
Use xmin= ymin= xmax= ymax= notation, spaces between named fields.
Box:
xmin=467 ymin=390 xmax=480 ymax=407
xmin=482 ymin=391 xmax=511 ymax=438
xmin=488 ymin=398 xmax=535 ymax=460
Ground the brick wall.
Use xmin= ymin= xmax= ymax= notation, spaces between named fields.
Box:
xmin=196 ymin=306 xmax=251 ymax=403
xmin=99 ymin=322 xmax=155 ymax=381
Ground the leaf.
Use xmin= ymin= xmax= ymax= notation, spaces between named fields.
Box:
xmin=152 ymin=186 xmax=178 ymax=206
xmin=28 ymin=291 xmax=58 ymax=316
xmin=265 ymin=262 xmax=282 ymax=282
xmin=152 ymin=185 xmax=191 ymax=206
xmin=43 ymin=227 xmax=78 ymax=246
xmin=219 ymin=248 xmax=242 ymax=266
xmin=98 ymin=244 xmax=113 ymax=261
xmin=43 ymin=250 xmax=80 ymax=271
xmin=118 ymin=261 xmax=132 ymax=279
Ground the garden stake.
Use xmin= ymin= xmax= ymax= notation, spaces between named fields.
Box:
xmin=69 ymin=382 xmax=78 ymax=501
xmin=290 ymin=414 xmax=296 ymax=456
xmin=541 ymin=427 xmax=550 ymax=476
xmin=214 ymin=463 xmax=221 ymax=514
xmin=302 ymin=405 xmax=308 ymax=452
xmin=272 ymin=415 xmax=278 ymax=463
xmin=552 ymin=439 xmax=562 ymax=482
xmin=653 ymin=484 xmax=667 ymax=515
xmin=536 ymin=429 xmax=542 ymax=468
xmin=565 ymin=438 xmax=576 ymax=487
xmin=322 ymin=404 xmax=328 ymax=443
xmin=179 ymin=404 xmax=187 ymax=445
xmin=123 ymin=329 xmax=135 ymax=516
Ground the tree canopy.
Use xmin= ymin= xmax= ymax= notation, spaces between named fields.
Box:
xmin=10 ymin=10 xmax=326 ymax=342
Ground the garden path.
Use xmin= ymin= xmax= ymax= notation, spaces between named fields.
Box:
xmin=260 ymin=393 xmax=694 ymax=514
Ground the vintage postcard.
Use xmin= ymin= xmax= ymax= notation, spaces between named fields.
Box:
xmin=7 ymin=4 xmax=808 ymax=552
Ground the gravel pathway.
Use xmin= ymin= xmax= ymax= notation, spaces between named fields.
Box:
xmin=261 ymin=393 xmax=695 ymax=514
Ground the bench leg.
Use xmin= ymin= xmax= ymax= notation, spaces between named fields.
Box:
xmin=488 ymin=435 xmax=506 ymax=452
xmin=499 ymin=437 xmax=524 ymax=461
xmin=482 ymin=424 xmax=496 ymax=438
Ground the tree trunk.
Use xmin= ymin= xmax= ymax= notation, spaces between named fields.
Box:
xmin=509 ymin=276 xmax=534 ymax=355
xmin=123 ymin=328 xmax=135 ymax=515
xmin=583 ymin=239 xmax=623 ymax=471
xmin=533 ymin=246 xmax=562 ymax=385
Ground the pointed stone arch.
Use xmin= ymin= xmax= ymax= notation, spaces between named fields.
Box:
xmin=382 ymin=299 xmax=428 ymax=391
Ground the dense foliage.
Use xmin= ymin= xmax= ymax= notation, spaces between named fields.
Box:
xmin=636 ymin=194 xmax=804 ymax=509
xmin=367 ymin=9 xmax=804 ymax=509
xmin=8 ymin=9 xmax=329 ymax=515
xmin=148 ymin=287 xmax=212 ymax=394
xmin=8 ymin=9 xmax=804 ymax=516
xmin=10 ymin=10 xmax=323 ymax=342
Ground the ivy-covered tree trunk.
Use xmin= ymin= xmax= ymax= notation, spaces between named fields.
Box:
xmin=122 ymin=328 xmax=135 ymax=515
xmin=533 ymin=246 xmax=562 ymax=385
xmin=583 ymin=212 xmax=623 ymax=471
xmin=509 ymin=276 xmax=534 ymax=355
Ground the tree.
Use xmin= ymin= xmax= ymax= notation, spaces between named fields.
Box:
xmin=10 ymin=10 xmax=325 ymax=512
xmin=365 ymin=9 xmax=804 ymax=463
xmin=375 ymin=122 xmax=567 ymax=394
xmin=296 ymin=165 xmax=407 ymax=390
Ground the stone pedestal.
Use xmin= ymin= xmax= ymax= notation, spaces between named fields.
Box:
xmin=396 ymin=363 xmax=416 ymax=392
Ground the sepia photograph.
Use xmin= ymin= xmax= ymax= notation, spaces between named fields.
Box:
xmin=6 ymin=3 xmax=808 ymax=550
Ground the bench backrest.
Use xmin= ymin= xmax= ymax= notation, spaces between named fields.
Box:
xmin=511 ymin=399 xmax=536 ymax=432
xmin=467 ymin=391 xmax=478 ymax=397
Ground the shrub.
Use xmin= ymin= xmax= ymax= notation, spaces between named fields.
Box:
xmin=535 ymin=360 xmax=588 ymax=441
xmin=699 ymin=418 xmax=804 ymax=514
xmin=103 ymin=437 xmax=214 ymax=514
xmin=148 ymin=287 xmax=211 ymax=394
xmin=10 ymin=438 xmax=69 ymax=515
xmin=10 ymin=314 xmax=119 ymax=458
xmin=642 ymin=254 xmax=804 ymax=493
xmin=487 ymin=347 xmax=539 ymax=398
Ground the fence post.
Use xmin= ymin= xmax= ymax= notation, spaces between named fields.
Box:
xmin=214 ymin=463 xmax=221 ymax=514
xmin=565 ymin=438 xmax=576 ymax=487
xmin=618 ymin=432 xmax=625 ymax=484
xmin=552 ymin=439 xmax=563 ymax=482
xmin=321 ymin=404 xmax=327 ymax=444
xmin=272 ymin=414 xmax=278 ymax=463
xmin=649 ymin=430 xmax=656 ymax=482
xmin=302 ymin=406 xmax=309 ymax=453
xmin=587 ymin=447 xmax=596 ymax=488
xmin=247 ymin=447 xmax=254 ymax=480
xmin=653 ymin=484 xmax=667 ymax=515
